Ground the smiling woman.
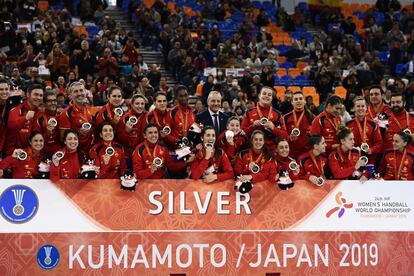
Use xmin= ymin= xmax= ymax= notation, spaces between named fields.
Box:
xmin=50 ymin=129 xmax=84 ymax=181
xmin=89 ymin=122 xmax=127 ymax=179
xmin=132 ymin=124 xmax=188 ymax=179
xmin=242 ymin=87 xmax=287 ymax=151
xmin=0 ymin=131 xmax=45 ymax=178
xmin=190 ymin=126 xmax=234 ymax=183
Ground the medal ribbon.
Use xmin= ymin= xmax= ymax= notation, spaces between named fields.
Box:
xmin=310 ymin=150 xmax=324 ymax=176
xmin=257 ymin=104 xmax=273 ymax=122
xmin=394 ymin=149 xmax=407 ymax=180
xmin=355 ymin=116 xmax=368 ymax=143
xmin=144 ymin=141 xmax=159 ymax=161
xmin=71 ymin=101 xmax=92 ymax=124
xmin=293 ymin=110 xmax=305 ymax=129
xmin=391 ymin=112 xmax=409 ymax=131
xmin=153 ymin=109 xmax=166 ymax=128
xmin=368 ymin=103 xmax=384 ymax=119
xmin=12 ymin=189 xmax=25 ymax=205
xmin=249 ymin=149 xmax=263 ymax=168
xmin=323 ymin=111 xmax=339 ymax=130
xmin=179 ymin=106 xmax=191 ymax=137
xmin=336 ymin=147 xmax=352 ymax=163
xmin=105 ymin=104 xmax=114 ymax=121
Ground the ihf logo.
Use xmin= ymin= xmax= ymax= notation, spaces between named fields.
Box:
xmin=0 ymin=185 xmax=38 ymax=223
xmin=37 ymin=244 xmax=60 ymax=270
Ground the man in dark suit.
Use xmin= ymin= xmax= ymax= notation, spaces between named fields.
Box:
xmin=196 ymin=91 xmax=229 ymax=136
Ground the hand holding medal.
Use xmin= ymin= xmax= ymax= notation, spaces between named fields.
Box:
xmin=47 ymin=118 xmax=57 ymax=132
xmin=113 ymin=107 xmax=123 ymax=124
xmin=80 ymin=122 xmax=92 ymax=135
xmin=204 ymin=143 xmax=214 ymax=160
xmin=12 ymin=149 xmax=27 ymax=160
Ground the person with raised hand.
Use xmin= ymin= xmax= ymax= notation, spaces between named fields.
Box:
xmin=89 ymin=122 xmax=127 ymax=179
xmin=117 ymin=94 xmax=147 ymax=159
xmin=50 ymin=129 xmax=85 ymax=181
xmin=328 ymin=126 xmax=368 ymax=181
xmin=94 ymin=86 xmax=124 ymax=130
xmin=0 ymin=131 xmax=45 ymax=178
xmin=132 ymin=124 xmax=191 ymax=179
xmin=242 ymin=86 xmax=287 ymax=151
xmin=190 ymin=126 xmax=234 ymax=183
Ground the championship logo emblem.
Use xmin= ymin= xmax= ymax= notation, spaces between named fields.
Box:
xmin=0 ymin=185 xmax=38 ymax=223
xmin=37 ymin=244 xmax=60 ymax=270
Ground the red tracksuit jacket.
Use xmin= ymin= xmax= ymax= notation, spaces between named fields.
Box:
xmin=33 ymin=110 xmax=61 ymax=155
xmin=89 ymin=141 xmax=127 ymax=179
xmin=217 ymin=131 xmax=248 ymax=163
xmin=310 ymin=110 xmax=341 ymax=153
xmin=0 ymin=148 xmax=43 ymax=178
xmin=116 ymin=111 xmax=146 ymax=157
xmin=328 ymin=147 xmax=365 ymax=180
xmin=281 ymin=109 xmax=312 ymax=158
xmin=234 ymin=149 xmax=277 ymax=182
xmin=190 ymin=148 xmax=234 ymax=181
xmin=164 ymin=105 xmax=195 ymax=149
xmin=5 ymin=101 xmax=39 ymax=156
xmin=132 ymin=141 xmax=185 ymax=179
xmin=241 ymin=104 xmax=287 ymax=150
xmin=381 ymin=149 xmax=414 ymax=180
xmin=58 ymin=101 xmax=94 ymax=152
xmin=50 ymin=148 xmax=81 ymax=181
xmin=298 ymin=150 xmax=328 ymax=180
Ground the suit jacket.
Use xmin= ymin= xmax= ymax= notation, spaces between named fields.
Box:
xmin=196 ymin=109 xmax=229 ymax=136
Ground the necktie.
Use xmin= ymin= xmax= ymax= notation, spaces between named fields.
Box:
xmin=213 ymin=113 xmax=219 ymax=134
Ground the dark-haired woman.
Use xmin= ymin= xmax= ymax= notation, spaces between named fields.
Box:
xmin=381 ymin=131 xmax=414 ymax=180
xmin=241 ymin=86 xmax=287 ymax=151
xmin=117 ymin=94 xmax=147 ymax=157
xmin=281 ymin=91 xmax=314 ymax=158
xmin=50 ymin=129 xmax=84 ymax=181
xmin=234 ymin=130 xmax=276 ymax=182
xmin=95 ymin=86 xmax=124 ymax=128
xmin=328 ymin=126 xmax=367 ymax=180
xmin=143 ymin=92 xmax=170 ymax=144
xmin=164 ymin=86 xmax=195 ymax=149
xmin=132 ymin=124 xmax=189 ymax=179
xmin=274 ymin=138 xmax=301 ymax=181
xmin=217 ymin=116 xmax=248 ymax=163
xmin=299 ymin=134 xmax=329 ymax=185
xmin=0 ymin=131 xmax=45 ymax=178
xmin=89 ymin=122 xmax=127 ymax=179
xmin=191 ymin=126 xmax=234 ymax=183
